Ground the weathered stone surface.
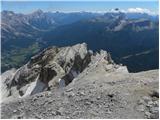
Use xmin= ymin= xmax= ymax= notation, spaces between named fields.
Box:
xmin=1 ymin=43 xmax=158 ymax=119
xmin=1 ymin=43 xmax=93 ymax=100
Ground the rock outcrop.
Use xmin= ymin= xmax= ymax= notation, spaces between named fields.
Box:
xmin=1 ymin=43 xmax=158 ymax=119
xmin=1 ymin=43 xmax=122 ymax=101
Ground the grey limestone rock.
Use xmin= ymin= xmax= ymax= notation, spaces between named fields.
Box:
xmin=1 ymin=43 xmax=158 ymax=119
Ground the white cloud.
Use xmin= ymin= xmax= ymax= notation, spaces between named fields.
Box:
xmin=106 ymin=8 xmax=158 ymax=16
xmin=126 ymin=8 xmax=157 ymax=15
xmin=42 ymin=7 xmax=158 ymax=16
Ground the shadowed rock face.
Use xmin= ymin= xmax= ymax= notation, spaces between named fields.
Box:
xmin=1 ymin=43 xmax=118 ymax=100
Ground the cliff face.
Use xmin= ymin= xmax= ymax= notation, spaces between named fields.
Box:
xmin=1 ymin=43 xmax=119 ymax=100
xmin=1 ymin=43 xmax=158 ymax=119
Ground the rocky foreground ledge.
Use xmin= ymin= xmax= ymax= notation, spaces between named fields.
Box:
xmin=1 ymin=43 xmax=159 ymax=119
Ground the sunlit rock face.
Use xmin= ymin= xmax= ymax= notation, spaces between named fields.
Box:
xmin=1 ymin=43 xmax=158 ymax=119
xmin=1 ymin=43 xmax=128 ymax=101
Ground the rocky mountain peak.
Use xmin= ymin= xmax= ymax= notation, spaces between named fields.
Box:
xmin=1 ymin=43 xmax=127 ymax=101
xmin=104 ymin=10 xmax=126 ymax=20
xmin=1 ymin=43 xmax=158 ymax=119
xmin=32 ymin=9 xmax=43 ymax=15
xmin=1 ymin=10 xmax=15 ymax=16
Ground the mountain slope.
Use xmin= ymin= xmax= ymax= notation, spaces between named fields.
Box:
xmin=43 ymin=14 xmax=159 ymax=72
xmin=1 ymin=10 xmax=159 ymax=72
xmin=1 ymin=43 xmax=116 ymax=101
xmin=1 ymin=10 xmax=100 ymax=72
xmin=1 ymin=43 xmax=159 ymax=119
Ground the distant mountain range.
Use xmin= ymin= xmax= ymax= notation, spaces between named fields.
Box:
xmin=1 ymin=9 xmax=159 ymax=72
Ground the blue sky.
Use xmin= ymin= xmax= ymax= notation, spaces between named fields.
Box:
xmin=1 ymin=1 xmax=159 ymax=14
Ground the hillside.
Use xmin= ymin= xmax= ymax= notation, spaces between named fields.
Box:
xmin=1 ymin=10 xmax=159 ymax=72
xmin=1 ymin=43 xmax=159 ymax=119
